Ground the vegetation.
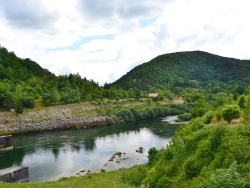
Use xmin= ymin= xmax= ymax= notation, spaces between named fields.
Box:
xmin=111 ymin=51 xmax=250 ymax=93
xmin=119 ymin=91 xmax=250 ymax=188
xmin=0 ymin=46 xmax=134 ymax=111
xmin=1 ymin=46 xmax=250 ymax=187
xmin=221 ymin=105 xmax=241 ymax=123
xmin=0 ymin=168 xmax=137 ymax=188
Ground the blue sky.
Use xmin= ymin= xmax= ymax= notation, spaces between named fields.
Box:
xmin=0 ymin=0 xmax=249 ymax=85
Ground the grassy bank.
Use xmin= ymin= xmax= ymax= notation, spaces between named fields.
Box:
xmin=0 ymin=166 xmax=147 ymax=188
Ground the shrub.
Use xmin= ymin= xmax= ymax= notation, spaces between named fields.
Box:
xmin=121 ymin=166 xmax=148 ymax=187
xmin=117 ymin=109 xmax=135 ymax=121
xmin=22 ymin=96 xmax=35 ymax=108
xmin=148 ymin=147 xmax=159 ymax=165
xmin=207 ymin=161 xmax=246 ymax=188
xmin=184 ymin=156 xmax=202 ymax=179
xmin=221 ymin=105 xmax=241 ymax=123
xmin=177 ymin=113 xmax=191 ymax=122
xmin=204 ymin=111 xmax=215 ymax=124
xmin=105 ymin=117 xmax=115 ymax=125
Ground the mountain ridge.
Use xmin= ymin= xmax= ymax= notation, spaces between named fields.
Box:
xmin=110 ymin=50 xmax=250 ymax=92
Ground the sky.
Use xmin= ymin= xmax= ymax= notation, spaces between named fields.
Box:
xmin=0 ymin=0 xmax=249 ymax=85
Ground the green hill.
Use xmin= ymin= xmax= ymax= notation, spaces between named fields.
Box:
xmin=0 ymin=46 xmax=102 ymax=110
xmin=0 ymin=46 xmax=54 ymax=82
xmin=110 ymin=51 xmax=250 ymax=94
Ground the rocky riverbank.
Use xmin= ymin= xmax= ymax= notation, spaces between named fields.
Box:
xmin=0 ymin=104 xmax=110 ymax=136
xmin=0 ymin=116 xmax=108 ymax=136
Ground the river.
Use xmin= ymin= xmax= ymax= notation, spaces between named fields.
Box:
xmin=0 ymin=118 xmax=180 ymax=182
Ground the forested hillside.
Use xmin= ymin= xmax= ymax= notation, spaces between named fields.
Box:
xmin=0 ymin=46 xmax=54 ymax=81
xmin=0 ymin=46 xmax=129 ymax=111
xmin=111 ymin=51 xmax=250 ymax=95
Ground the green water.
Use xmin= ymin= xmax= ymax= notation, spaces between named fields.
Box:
xmin=0 ymin=118 xmax=180 ymax=182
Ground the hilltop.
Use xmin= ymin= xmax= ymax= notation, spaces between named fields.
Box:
xmin=110 ymin=51 xmax=250 ymax=94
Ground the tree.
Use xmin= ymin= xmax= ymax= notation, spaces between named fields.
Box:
xmin=237 ymin=94 xmax=246 ymax=109
xmin=51 ymin=87 xmax=61 ymax=104
xmin=221 ymin=105 xmax=241 ymax=123
xmin=15 ymin=99 xmax=23 ymax=126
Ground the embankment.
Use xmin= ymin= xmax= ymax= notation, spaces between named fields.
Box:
xmin=0 ymin=104 xmax=109 ymax=136
xmin=0 ymin=115 xmax=107 ymax=136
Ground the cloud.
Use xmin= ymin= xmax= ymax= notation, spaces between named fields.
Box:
xmin=78 ymin=0 xmax=116 ymax=21
xmin=116 ymin=0 xmax=163 ymax=19
xmin=0 ymin=0 xmax=249 ymax=85
xmin=0 ymin=0 xmax=58 ymax=30
xmin=77 ymin=0 xmax=166 ymax=23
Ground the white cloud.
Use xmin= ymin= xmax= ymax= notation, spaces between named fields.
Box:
xmin=0 ymin=0 xmax=249 ymax=84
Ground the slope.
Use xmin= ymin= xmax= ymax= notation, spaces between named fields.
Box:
xmin=110 ymin=51 xmax=250 ymax=92
xmin=0 ymin=46 xmax=54 ymax=82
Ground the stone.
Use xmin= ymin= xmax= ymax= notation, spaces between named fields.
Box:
xmin=0 ymin=166 xmax=29 ymax=183
xmin=0 ymin=135 xmax=13 ymax=151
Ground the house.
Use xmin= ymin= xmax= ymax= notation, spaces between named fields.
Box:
xmin=148 ymin=93 xmax=158 ymax=98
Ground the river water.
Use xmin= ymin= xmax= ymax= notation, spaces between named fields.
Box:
xmin=0 ymin=118 xmax=180 ymax=182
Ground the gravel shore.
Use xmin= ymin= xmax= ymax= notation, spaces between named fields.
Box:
xmin=0 ymin=105 xmax=109 ymax=135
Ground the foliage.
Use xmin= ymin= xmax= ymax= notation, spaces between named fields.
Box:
xmin=117 ymin=104 xmax=191 ymax=122
xmin=0 ymin=46 xmax=133 ymax=109
xmin=207 ymin=161 xmax=246 ymax=188
xmin=121 ymin=166 xmax=148 ymax=187
xmin=238 ymin=94 xmax=246 ymax=109
xmin=148 ymin=147 xmax=159 ymax=165
xmin=221 ymin=105 xmax=241 ymax=123
xmin=143 ymin=118 xmax=250 ymax=187
xmin=110 ymin=51 xmax=250 ymax=98
xmin=14 ymin=100 xmax=23 ymax=114
xmin=177 ymin=113 xmax=191 ymax=121
xmin=21 ymin=96 xmax=35 ymax=108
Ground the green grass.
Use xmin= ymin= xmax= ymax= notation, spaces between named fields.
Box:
xmin=0 ymin=168 xmax=140 ymax=188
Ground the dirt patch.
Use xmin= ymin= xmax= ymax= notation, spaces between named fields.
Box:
xmin=230 ymin=118 xmax=241 ymax=125
xmin=172 ymin=98 xmax=184 ymax=104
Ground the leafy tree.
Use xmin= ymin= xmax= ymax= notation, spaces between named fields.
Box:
xmin=51 ymin=87 xmax=61 ymax=104
xmin=15 ymin=99 xmax=23 ymax=126
xmin=3 ymin=94 xmax=14 ymax=110
xmin=15 ymin=100 xmax=23 ymax=114
xmin=22 ymin=96 xmax=35 ymax=108
xmin=221 ymin=105 xmax=241 ymax=123
xmin=237 ymin=94 xmax=246 ymax=109
xmin=177 ymin=113 xmax=191 ymax=122
xmin=191 ymin=99 xmax=211 ymax=118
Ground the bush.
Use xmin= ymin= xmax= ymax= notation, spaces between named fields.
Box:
xmin=148 ymin=147 xmax=159 ymax=165
xmin=221 ymin=105 xmax=241 ymax=123
xmin=184 ymin=156 xmax=202 ymax=179
xmin=22 ymin=96 xmax=35 ymax=108
xmin=121 ymin=166 xmax=148 ymax=187
xmin=117 ymin=109 xmax=135 ymax=121
xmin=204 ymin=111 xmax=215 ymax=124
xmin=207 ymin=161 xmax=246 ymax=188
xmin=105 ymin=117 xmax=115 ymax=125
xmin=177 ymin=113 xmax=191 ymax=122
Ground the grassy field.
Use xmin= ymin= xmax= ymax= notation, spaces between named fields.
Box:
xmin=0 ymin=167 xmax=143 ymax=188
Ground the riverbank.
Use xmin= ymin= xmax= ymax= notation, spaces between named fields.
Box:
xmin=0 ymin=103 xmax=109 ymax=136
xmin=0 ymin=115 xmax=108 ymax=136
xmin=0 ymin=99 xmax=189 ymax=136
xmin=0 ymin=165 xmax=145 ymax=188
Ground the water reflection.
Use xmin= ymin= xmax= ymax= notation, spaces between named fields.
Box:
xmin=0 ymin=118 xmax=180 ymax=182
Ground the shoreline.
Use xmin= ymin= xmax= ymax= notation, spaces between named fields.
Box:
xmin=0 ymin=115 xmax=109 ymax=136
